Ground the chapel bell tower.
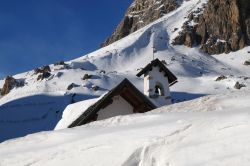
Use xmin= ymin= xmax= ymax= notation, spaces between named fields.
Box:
xmin=136 ymin=58 xmax=177 ymax=107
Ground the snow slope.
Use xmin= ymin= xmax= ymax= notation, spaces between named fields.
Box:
xmin=0 ymin=90 xmax=250 ymax=166
xmin=0 ymin=0 xmax=250 ymax=142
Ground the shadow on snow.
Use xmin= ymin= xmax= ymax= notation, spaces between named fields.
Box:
xmin=0 ymin=93 xmax=98 ymax=142
xmin=171 ymin=91 xmax=208 ymax=103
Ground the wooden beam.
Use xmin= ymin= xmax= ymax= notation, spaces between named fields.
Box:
xmin=121 ymin=91 xmax=139 ymax=107
xmin=100 ymin=98 xmax=113 ymax=109
xmin=134 ymin=104 xmax=150 ymax=113
xmin=120 ymin=88 xmax=144 ymax=108
xmin=124 ymin=88 xmax=144 ymax=103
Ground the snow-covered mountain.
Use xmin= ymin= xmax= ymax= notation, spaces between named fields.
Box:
xmin=0 ymin=0 xmax=250 ymax=153
xmin=101 ymin=0 xmax=183 ymax=47
xmin=103 ymin=0 xmax=250 ymax=55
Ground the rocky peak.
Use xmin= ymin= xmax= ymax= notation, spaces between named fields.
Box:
xmin=173 ymin=0 xmax=250 ymax=54
xmin=101 ymin=0 xmax=181 ymax=47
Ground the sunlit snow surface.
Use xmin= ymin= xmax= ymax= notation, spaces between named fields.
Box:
xmin=0 ymin=90 xmax=250 ymax=166
xmin=0 ymin=0 xmax=250 ymax=149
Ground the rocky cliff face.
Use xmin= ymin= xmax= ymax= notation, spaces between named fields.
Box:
xmin=173 ymin=0 xmax=250 ymax=54
xmin=101 ymin=0 xmax=182 ymax=47
xmin=1 ymin=76 xmax=25 ymax=95
xmin=102 ymin=0 xmax=250 ymax=54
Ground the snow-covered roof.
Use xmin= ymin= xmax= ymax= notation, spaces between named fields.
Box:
xmin=55 ymin=97 xmax=102 ymax=130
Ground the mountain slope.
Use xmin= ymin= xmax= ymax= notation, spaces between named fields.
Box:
xmin=101 ymin=0 xmax=183 ymax=47
xmin=103 ymin=0 xmax=250 ymax=55
xmin=1 ymin=90 xmax=250 ymax=166
xmin=0 ymin=0 xmax=250 ymax=142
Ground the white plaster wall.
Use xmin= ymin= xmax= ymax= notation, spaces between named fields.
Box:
xmin=97 ymin=95 xmax=134 ymax=121
xmin=144 ymin=74 xmax=150 ymax=96
xmin=144 ymin=66 xmax=172 ymax=107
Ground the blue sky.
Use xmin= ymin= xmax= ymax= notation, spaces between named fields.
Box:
xmin=0 ymin=0 xmax=132 ymax=78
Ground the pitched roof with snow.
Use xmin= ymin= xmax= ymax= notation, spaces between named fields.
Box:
xmin=62 ymin=78 xmax=157 ymax=128
xmin=55 ymin=97 xmax=102 ymax=130
xmin=136 ymin=58 xmax=178 ymax=86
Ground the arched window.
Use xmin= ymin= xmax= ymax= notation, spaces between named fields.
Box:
xmin=154 ymin=83 xmax=164 ymax=96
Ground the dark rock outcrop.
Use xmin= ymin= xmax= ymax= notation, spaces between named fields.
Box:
xmin=1 ymin=76 xmax=25 ymax=95
xmin=34 ymin=65 xmax=52 ymax=81
xmin=82 ymin=74 xmax=93 ymax=80
xmin=54 ymin=61 xmax=66 ymax=66
xmin=67 ymin=83 xmax=79 ymax=90
xmin=234 ymin=81 xmax=246 ymax=89
xmin=173 ymin=0 xmax=250 ymax=54
xmin=215 ymin=75 xmax=227 ymax=81
xmin=101 ymin=0 xmax=181 ymax=47
xmin=53 ymin=61 xmax=70 ymax=69
xmin=37 ymin=72 xmax=51 ymax=81
xmin=91 ymin=85 xmax=99 ymax=91
xmin=34 ymin=65 xmax=51 ymax=75
xmin=243 ymin=60 xmax=250 ymax=65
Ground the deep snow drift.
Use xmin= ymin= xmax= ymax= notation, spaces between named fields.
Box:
xmin=0 ymin=90 xmax=250 ymax=166
xmin=0 ymin=0 xmax=250 ymax=143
